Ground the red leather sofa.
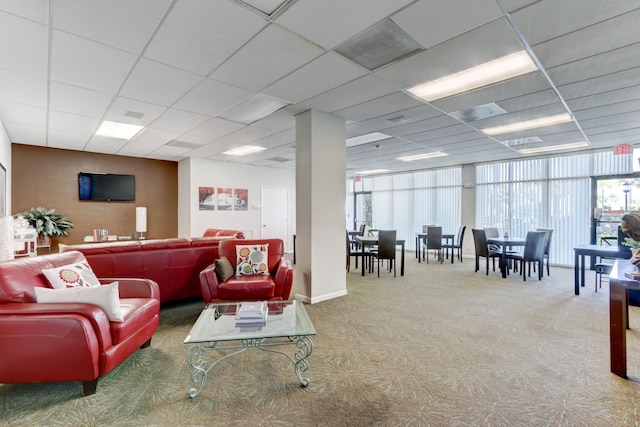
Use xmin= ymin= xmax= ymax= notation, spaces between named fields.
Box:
xmin=199 ymin=238 xmax=293 ymax=303
xmin=0 ymin=251 xmax=160 ymax=395
xmin=61 ymin=236 xmax=241 ymax=303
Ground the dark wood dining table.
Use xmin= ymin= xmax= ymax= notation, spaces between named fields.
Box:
xmin=355 ymin=235 xmax=405 ymax=276
xmin=415 ymin=232 xmax=455 ymax=263
xmin=486 ymin=236 xmax=526 ymax=278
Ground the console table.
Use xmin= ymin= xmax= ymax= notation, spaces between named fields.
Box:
xmin=609 ymin=259 xmax=640 ymax=378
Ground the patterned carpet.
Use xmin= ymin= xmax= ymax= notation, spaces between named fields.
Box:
xmin=2 ymin=254 xmax=640 ymax=426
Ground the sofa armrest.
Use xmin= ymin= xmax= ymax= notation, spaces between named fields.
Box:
xmin=199 ymin=263 xmax=220 ymax=302
xmin=0 ymin=302 xmax=113 ymax=349
xmin=273 ymin=259 xmax=293 ymax=300
xmin=99 ymin=278 xmax=160 ymax=300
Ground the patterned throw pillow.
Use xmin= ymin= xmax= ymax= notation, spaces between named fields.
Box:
xmin=235 ymin=244 xmax=269 ymax=276
xmin=42 ymin=262 xmax=101 ymax=289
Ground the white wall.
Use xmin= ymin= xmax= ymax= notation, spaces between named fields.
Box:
xmin=0 ymin=121 xmax=11 ymax=215
xmin=178 ymin=157 xmax=296 ymax=250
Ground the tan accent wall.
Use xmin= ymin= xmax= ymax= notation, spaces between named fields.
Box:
xmin=12 ymin=144 xmax=178 ymax=251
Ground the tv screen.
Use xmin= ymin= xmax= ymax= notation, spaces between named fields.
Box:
xmin=79 ymin=173 xmax=135 ymax=201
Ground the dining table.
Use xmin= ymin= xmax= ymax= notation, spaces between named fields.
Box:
xmin=415 ymin=232 xmax=455 ymax=263
xmin=355 ymin=235 xmax=405 ymax=276
xmin=486 ymin=236 xmax=527 ymax=278
xmin=573 ymin=244 xmax=631 ymax=295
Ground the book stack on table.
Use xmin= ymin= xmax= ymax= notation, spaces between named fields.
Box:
xmin=235 ymin=302 xmax=268 ymax=328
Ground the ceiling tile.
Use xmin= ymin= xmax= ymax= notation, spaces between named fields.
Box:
xmin=211 ymin=24 xmax=324 ymax=92
xmin=173 ymin=78 xmax=252 ymax=116
xmin=0 ymin=12 xmax=48 ymax=78
xmin=187 ymin=117 xmax=246 ymax=140
xmin=50 ymin=30 xmax=138 ymax=93
xmin=149 ymin=108 xmax=211 ymax=134
xmin=49 ymin=82 xmax=113 ymax=118
xmin=0 ymin=1 xmax=48 ymax=24
xmin=118 ymin=128 xmax=181 ymax=157
xmin=51 ymin=0 xmax=172 ymax=54
xmin=145 ymin=0 xmax=267 ymax=75
xmin=302 ymin=75 xmax=397 ymax=113
xmin=83 ymin=135 xmax=129 ymax=154
xmin=0 ymin=69 xmax=47 ymax=108
xmin=47 ymin=129 xmax=91 ymax=151
xmin=0 ymin=102 xmax=46 ymax=127
xmin=103 ymin=97 xmax=168 ymax=126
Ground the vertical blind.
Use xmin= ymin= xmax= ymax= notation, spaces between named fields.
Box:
xmin=347 ymin=168 xmax=462 ymax=251
xmin=476 ymin=151 xmax=634 ymax=267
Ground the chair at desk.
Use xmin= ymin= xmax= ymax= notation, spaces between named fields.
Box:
xmin=422 ymin=226 xmax=443 ymax=263
xmin=472 ymin=229 xmax=501 ymax=275
xmin=346 ymin=230 xmax=369 ymax=272
xmin=505 ymin=231 xmax=546 ymax=281
xmin=443 ymin=225 xmax=466 ymax=263
xmin=595 ymin=262 xmax=613 ymax=292
xmin=536 ymin=228 xmax=554 ymax=276
xmin=370 ymin=230 xmax=397 ymax=277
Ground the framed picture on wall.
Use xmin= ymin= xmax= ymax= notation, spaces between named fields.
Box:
xmin=217 ymin=187 xmax=233 ymax=210
xmin=234 ymin=188 xmax=248 ymax=211
xmin=198 ymin=186 xmax=216 ymax=210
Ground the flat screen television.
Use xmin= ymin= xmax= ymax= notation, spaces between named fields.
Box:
xmin=78 ymin=172 xmax=135 ymax=201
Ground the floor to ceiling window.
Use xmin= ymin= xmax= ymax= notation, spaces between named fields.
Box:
xmin=347 ymin=168 xmax=462 ymax=251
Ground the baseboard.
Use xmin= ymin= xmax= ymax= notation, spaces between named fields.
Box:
xmin=295 ymin=289 xmax=348 ymax=304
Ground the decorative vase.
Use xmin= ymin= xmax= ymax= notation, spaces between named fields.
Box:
xmin=37 ymin=234 xmax=50 ymax=248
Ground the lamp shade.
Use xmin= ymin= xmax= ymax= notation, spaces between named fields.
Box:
xmin=136 ymin=207 xmax=147 ymax=233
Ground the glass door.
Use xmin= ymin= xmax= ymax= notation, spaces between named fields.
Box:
xmin=352 ymin=191 xmax=372 ymax=231
xmin=591 ymin=174 xmax=640 ymax=245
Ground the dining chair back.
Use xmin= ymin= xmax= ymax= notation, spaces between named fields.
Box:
xmin=371 ymin=229 xmax=397 ymax=277
xmin=506 ymin=231 xmax=546 ymax=281
xmin=443 ymin=225 xmax=466 ymax=263
xmin=423 ymin=226 xmax=443 ymax=263
xmin=484 ymin=227 xmax=499 ymax=237
xmin=472 ymin=228 xmax=501 ymax=274
xmin=536 ymin=228 xmax=553 ymax=276
xmin=346 ymin=230 xmax=369 ymax=272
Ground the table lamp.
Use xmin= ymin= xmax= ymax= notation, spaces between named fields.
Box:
xmin=136 ymin=207 xmax=147 ymax=240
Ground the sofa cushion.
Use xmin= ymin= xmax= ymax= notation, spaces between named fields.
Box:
xmin=235 ymin=244 xmax=269 ymax=276
xmin=34 ymin=281 xmax=123 ymax=322
xmin=215 ymin=257 xmax=234 ymax=282
xmin=42 ymin=262 xmax=101 ymax=289
xmin=110 ymin=297 xmax=161 ymax=345
xmin=218 ymin=276 xmax=275 ymax=300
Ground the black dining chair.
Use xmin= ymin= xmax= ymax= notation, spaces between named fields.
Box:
xmin=346 ymin=230 xmax=369 ymax=272
xmin=472 ymin=229 xmax=501 ymax=274
xmin=370 ymin=229 xmax=397 ymax=277
xmin=505 ymin=231 xmax=546 ymax=281
xmin=443 ymin=225 xmax=466 ymax=263
xmin=536 ymin=228 xmax=553 ymax=276
xmin=423 ymin=226 xmax=443 ymax=263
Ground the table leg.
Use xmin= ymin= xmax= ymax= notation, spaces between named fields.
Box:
xmin=361 ymin=242 xmax=366 ymax=276
xmin=401 ymin=242 xmax=405 ymax=276
xmin=501 ymin=246 xmax=508 ymax=278
xmin=574 ymin=250 xmax=580 ymax=295
xmin=416 ymin=236 xmax=420 ymax=263
xmin=610 ymin=281 xmax=628 ymax=378
xmin=580 ymin=254 xmax=586 ymax=289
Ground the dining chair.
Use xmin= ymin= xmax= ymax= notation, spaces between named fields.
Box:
xmin=536 ymin=228 xmax=553 ymax=276
xmin=423 ymin=226 xmax=443 ymax=263
xmin=442 ymin=225 xmax=466 ymax=263
xmin=346 ymin=230 xmax=369 ymax=272
xmin=471 ymin=229 xmax=501 ymax=274
xmin=484 ymin=227 xmax=501 ymax=251
xmin=370 ymin=229 xmax=397 ymax=277
xmin=505 ymin=231 xmax=546 ymax=281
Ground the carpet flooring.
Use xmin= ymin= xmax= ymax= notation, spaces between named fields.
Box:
xmin=2 ymin=254 xmax=640 ymax=426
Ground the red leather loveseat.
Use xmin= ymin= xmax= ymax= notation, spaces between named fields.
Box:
xmin=202 ymin=228 xmax=245 ymax=238
xmin=199 ymin=239 xmax=293 ymax=303
xmin=0 ymin=251 xmax=160 ymax=395
xmin=61 ymin=236 xmax=242 ymax=303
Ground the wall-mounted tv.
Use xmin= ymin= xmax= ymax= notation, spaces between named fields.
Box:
xmin=78 ymin=172 xmax=135 ymax=201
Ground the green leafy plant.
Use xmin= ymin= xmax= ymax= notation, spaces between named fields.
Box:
xmin=17 ymin=207 xmax=74 ymax=237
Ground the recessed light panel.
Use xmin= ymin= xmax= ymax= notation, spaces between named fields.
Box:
xmin=397 ymin=152 xmax=447 ymax=161
xmin=223 ymin=145 xmax=266 ymax=156
xmin=354 ymin=169 xmax=390 ymax=175
xmin=346 ymin=132 xmax=391 ymax=147
xmin=518 ymin=141 xmax=588 ymax=154
xmin=482 ymin=113 xmax=572 ymax=136
xmin=95 ymin=121 xmax=143 ymax=140
xmin=407 ymin=51 xmax=537 ymax=102
xmin=336 ymin=19 xmax=423 ymax=71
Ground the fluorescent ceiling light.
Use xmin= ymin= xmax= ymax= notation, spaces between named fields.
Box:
xmin=223 ymin=145 xmax=266 ymax=156
xmin=482 ymin=113 xmax=572 ymax=136
xmin=518 ymin=141 xmax=588 ymax=154
xmin=95 ymin=121 xmax=143 ymax=140
xmin=397 ymin=152 xmax=448 ymax=161
xmin=346 ymin=132 xmax=391 ymax=147
xmin=407 ymin=51 xmax=537 ymax=102
xmin=354 ymin=169 xmax=390 ymax=175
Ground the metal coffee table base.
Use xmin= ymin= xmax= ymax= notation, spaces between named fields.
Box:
xmin=186 ymin=335 xmax=314 ymax=398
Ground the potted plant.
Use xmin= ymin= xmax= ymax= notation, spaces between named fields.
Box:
xmin=16 ymin=207 xmax=74 ymax=247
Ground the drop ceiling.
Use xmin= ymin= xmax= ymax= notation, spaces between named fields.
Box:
xmin=0 ymin=0 xmax=639 ymax=176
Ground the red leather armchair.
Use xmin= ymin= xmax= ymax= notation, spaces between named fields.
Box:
xmin=199 ymin=238 xmax=293 ymax=303
xmin=0 ymin=251 xmax=160 ymax=396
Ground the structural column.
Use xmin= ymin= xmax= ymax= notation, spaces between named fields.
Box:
xmin=294 ymin=110 xmax=347 ymax=303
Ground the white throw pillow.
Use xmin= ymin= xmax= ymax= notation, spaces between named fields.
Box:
xmin=34 ymin=281 xmax=123 ymax=322
xmin=42 ymin=262 xmax=101 ymax=289
xmin=235 ymin=244 xmax=269 ymax=276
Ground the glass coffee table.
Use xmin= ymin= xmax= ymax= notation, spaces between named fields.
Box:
xmin=184 ymin=300 xmax=316 ymax=398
